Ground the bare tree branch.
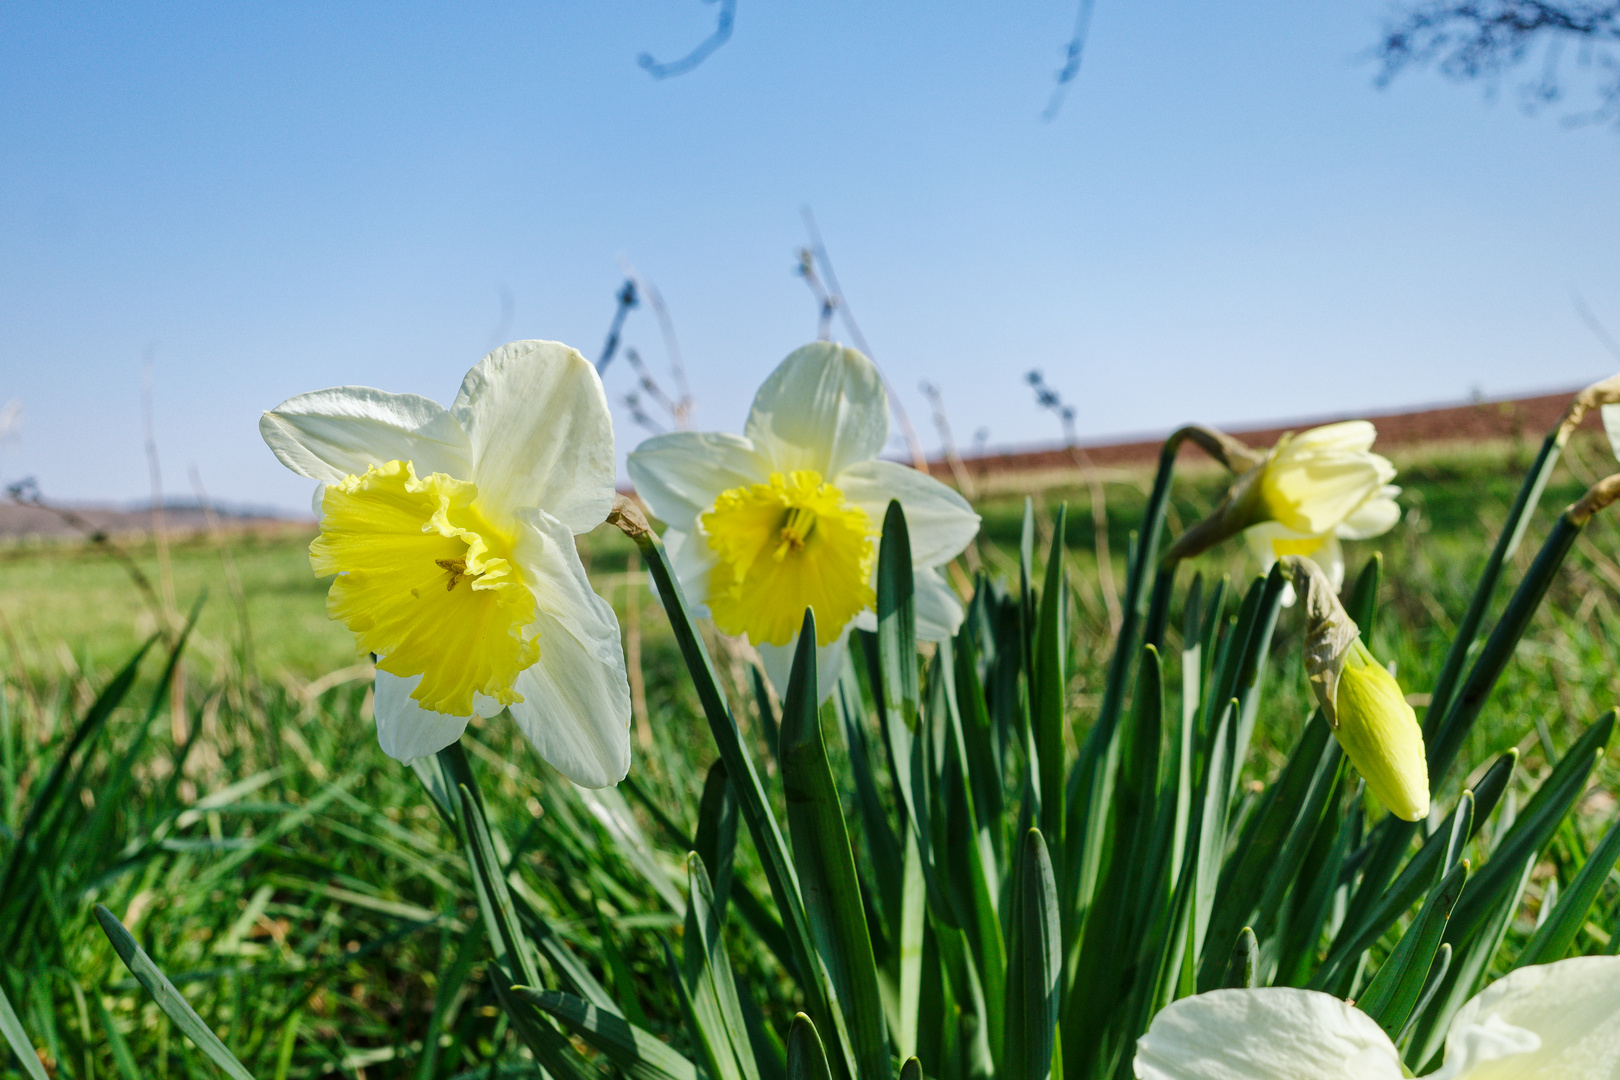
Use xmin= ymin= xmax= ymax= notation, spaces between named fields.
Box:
xmin=1376 ymin=1 xmax=1620 ymax=123
xmin=1044 ymin=0 xmax=1098 ymax=121
xmin=639 ymin=0 xmax=737 ymax=79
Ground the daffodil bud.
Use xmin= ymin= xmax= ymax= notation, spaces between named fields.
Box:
xmin=1284 ymin=556 xmax=1430 ymax=823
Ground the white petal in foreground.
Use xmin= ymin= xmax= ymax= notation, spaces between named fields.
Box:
xmin=452 ymin=341 xmax=616 ymax=535
xmin=1431 ymin=955 xmax=1620 ymax=1080
xmin=914 ymin=566 xmax=966 ymax=642
xmin=757 ymin=626 xmax=852 ymax=704
xmin=261 ymin=386 xmax=473 ymax=484
xmin=838 ymin=458 xmax=981 ymax=569
xmin=850 ymin=566 xmax=964 ymax=641
xmin=1134 ymin=987 xmax=1403 ymax=1080
xmin=507 ymin=509 xmax=632 ymax=787
xmin=662 ymin=527 xmax=718 ymax=619
xmin=745 ymin=343 xmax=890 ymax=479
xmin=373 ymin=670 xmax=474 ymax=763
xmin=627 ymin=430 xmax=770 ymax=529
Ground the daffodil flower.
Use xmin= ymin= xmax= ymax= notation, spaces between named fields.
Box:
xmin=626 ymin=342 xmax=981 ymax=699
xmin=1135 ymin=955 xmax=1620 ymax=1079
xmin=260 ymin=340 xmax=632 ymax=786
xmin=1245 ymin=421 xmax=1401 ymax=593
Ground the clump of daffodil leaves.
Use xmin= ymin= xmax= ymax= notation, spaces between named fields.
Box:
xmin=261 ymin=340 xmax=631 ymax=786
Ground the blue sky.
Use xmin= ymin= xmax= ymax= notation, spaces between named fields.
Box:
xmin=3 ymin=2 xmax=1618 ymax=512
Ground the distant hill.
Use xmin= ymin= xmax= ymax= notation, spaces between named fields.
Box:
xmin=0 ymin=498 xmax=304 ymax=541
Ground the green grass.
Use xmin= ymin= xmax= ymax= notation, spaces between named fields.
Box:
xmin=3 ymin=430 xmax=1619 ymax=1079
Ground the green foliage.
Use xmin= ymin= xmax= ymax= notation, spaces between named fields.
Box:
xmin=5 ymin=432 xmax=1620 ymax=1080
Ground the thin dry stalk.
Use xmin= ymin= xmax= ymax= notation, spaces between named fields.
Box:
xmin=142 ymin=355 xmax=185 ymax=745
xmin=800 ymin=206 xmax=930 ymax=473
xmin=1065 ymin=444 xmax=1122 ymax=636
xmin=625 ymin=546 xmax=651 ymax=749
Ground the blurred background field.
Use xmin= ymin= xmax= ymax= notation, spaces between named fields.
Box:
xmin=4 ymin=424 xmax=1620 ymax=1079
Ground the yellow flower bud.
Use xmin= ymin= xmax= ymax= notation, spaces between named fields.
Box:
xmin=1284 ymin=556 xmax=1430 ymax=823
xmin=1333 ymin=639 xmax=1430 ymax=822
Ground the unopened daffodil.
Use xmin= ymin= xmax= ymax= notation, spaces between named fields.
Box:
xmin=1287 ymin=555 xmax=1428 ymax=821
xmin=626 ymin=342 xmax=980 ymax=699
xmin=261 ymin=340 xmax=632 ymax=786
xmin=1135 ymin=955 xmax=1620 ymax=1080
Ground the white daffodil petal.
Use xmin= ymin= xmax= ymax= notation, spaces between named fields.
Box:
xmin=1242 ymin=522 xmax=1341 ymax=605
xmin=260 ymin=386 xmax=473 ymax=483
xmin=1337 ymin=487 xmax=1402 ymax=540
xmin=838 ymin=458 xmax=981 ymax=569
xmin=1133 ymin=987 xmax=1403 ymax=1080
xmin=915 ymin=566 xmax=966 ymax=642
xmin=372 ymin=670 xmax=473 ymax=763
xmin=756 ymin=626 xmax=853 ymax=704
xmin=744 ymin=342 xmax=889 ymax=477
xmin=452 ymin=341 xmax=615 ymax=534
xmin=1265 ymin=450 xmax=1397 ymax=535
xmin=1288 ymin=420 xmax=1379 ymax=454
xmin=664 ymin=528 xmax=718 ymax=619
xmin=507 ymin=508 xmax=632 ymax=787
xmin=1603 ymin=403 xmax=1620 ymax=463
xmin=1317 ymin=533 xmax=1346 ymax=593
xmin=1433 ymin=955 xmax=1620 ymax=1080
xmin=627 ymin=431 xmax=769 ymax=529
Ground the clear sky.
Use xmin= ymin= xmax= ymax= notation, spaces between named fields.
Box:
xmin=3 ymin=2 xmax=1618 ymax=513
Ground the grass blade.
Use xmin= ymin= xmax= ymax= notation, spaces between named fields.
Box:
xmin=517 ymin=987 xmax=698 ymax=1080
xmin=1032 ymin=504 xmax=1067 ymax=848
xmin=93 ymin=904 xmax=257 ymax=1080
xmin=1515 ymin=812 xmax=1620 ymax=968
xmin=1357 ymin=858 xmax=1469 ymax=1038
xmin=0 ymin=979 xmax=48 ymax=1080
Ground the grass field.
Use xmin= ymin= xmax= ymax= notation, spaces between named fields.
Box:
xmin=3 ymin=429 xmax=1619 ymax=1079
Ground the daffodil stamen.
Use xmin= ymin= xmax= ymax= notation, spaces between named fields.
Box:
xmin=701 ymin=470 xmax=877 ymax=647
xmin=311 ymin=459 xmax=537 ymax=717
xmin=774 ymin=505 xmax=818 ymax=559
xmin=434 ymin=557 xmax=480 ymax=590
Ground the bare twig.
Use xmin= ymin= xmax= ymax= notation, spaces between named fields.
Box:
xmin=625 ymin=547 xmax=650 ymax=749
xmin=796 ymin=249 xmax=838 ymax=341
xmin=618 ymin=263 xmax=695 ymax=428
xmin=1027 ymin=369 xmax=1121 ymax=634
xmin=799 ymin=206 xmax=930 ymax=472
xmin=597 ymin=280 xmax=639 ymax=374
xmin=638 ymin=0 xmax=737 ymax=78
xmin=1044 ymin=0 xmax=1098 ymax=120
xmin=190 ymin=466 xmax=255 ymax=684
xmin=142 ymin=350 xmax=186 ymax=745
xmin=919 ymin=381 xmax=977 ymax=500
xmin=485 ymin=286 xmax=516 ymax=354
xmin=5 ymin=478 xmax=168 ymax=626
xmin=1572 ymin=290 xmax=1620 ymax=362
